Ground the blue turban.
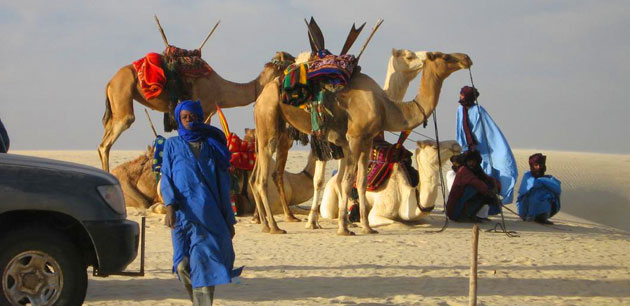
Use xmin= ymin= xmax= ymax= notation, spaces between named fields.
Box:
xmin=174 ymin=100 xmax=230 ymax=169
xmin=175 ymin=100 xmax=226 ymax=145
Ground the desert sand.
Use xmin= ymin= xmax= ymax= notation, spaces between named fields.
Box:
xmin=11 ymin=149 xmax=630 ymax=305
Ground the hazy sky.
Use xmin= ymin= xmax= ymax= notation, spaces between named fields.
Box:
xmin=1 ymin=1 xmax=628 ymax=153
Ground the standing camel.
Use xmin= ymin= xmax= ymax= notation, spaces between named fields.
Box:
xmin=98 ymin=50 xmax=294 ymax=172
xmin=250 ymin=51 xmax=472 ymax=235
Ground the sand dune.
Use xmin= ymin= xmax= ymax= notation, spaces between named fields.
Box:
xmin=10 ymin=149 xmax=630 ymax=305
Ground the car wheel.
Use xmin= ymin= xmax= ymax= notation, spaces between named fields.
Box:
xmin=0 ymin=227 xmax=87 ymax=306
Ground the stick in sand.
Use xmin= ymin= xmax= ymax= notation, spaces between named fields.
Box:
xmin=154 ymin=15 xmax=169 ymax=48
xmin=356 ymin=18 xmax=384 ymax=61
xmin=144 ymin=109 xmax=158 ymax=138
xmin=469 ymin=224 xmax=479 ymax=306
xmin=198 ymin=20 xmax=221 ymax=50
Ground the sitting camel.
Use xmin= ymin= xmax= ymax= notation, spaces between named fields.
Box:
xmin=320 ymin=140 xmax=461 ymax=227
xmin=111 ymin=146 xmax=160 ymax=209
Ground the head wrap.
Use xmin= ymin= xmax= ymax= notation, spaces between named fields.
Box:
xmin=459 ymin=86 xmax=480 ymax=107
xmin=463 ymin=150 xmax=482 ymax=164
xmin=175 ymin=100 xmax=225 ymax=144
xmin=175 ymin=100 xmax=230 ymax=169
xmin=529 ymin=153 xmax=547 ymax=178
xmin=450 ymin=153 xmax=464 ymax=172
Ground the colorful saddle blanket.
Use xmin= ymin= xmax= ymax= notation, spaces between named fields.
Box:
xmin=365 ymin=132 xmax=418 ymax=191
xmin=307 ymin=49 xmax=356 ymax=86
xmin=162 ymin=46 xmax=213 ymax=78
xmin=227 ymin=133 xmax=256 ymax=171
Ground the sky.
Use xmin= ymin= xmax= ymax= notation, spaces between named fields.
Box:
xmin=0 ymin=0 xmax=628 ymax=153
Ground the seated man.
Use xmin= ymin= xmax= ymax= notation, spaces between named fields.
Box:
xmin=516 ymin=153 xmax=561 ymax=225
xmin=446 ymin=150 xmax=501 ymax=222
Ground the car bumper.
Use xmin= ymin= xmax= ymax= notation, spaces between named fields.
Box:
xmin=84 ymin=219 xmax=139 ymax=275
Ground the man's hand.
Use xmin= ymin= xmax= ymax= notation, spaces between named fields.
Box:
xmin=229 ymin=224 xmax=235 ymax=239
xmin=165 ymin=205 xmax=176 ymax=229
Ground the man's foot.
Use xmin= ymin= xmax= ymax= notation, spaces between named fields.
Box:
xmin=535 ymin=218 xmax=554 ymax=225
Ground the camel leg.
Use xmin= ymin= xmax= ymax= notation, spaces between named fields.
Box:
xmin=305 ymin=160 xmax=326 ymax=229
xmin=337 ymin=154 xmax=355 ymax=236
xmin=272 ymin=132 xmax=300 ymax=222
xmin=350 ymin=136 xmax=378 ymax=234
xmin=98 ymin=84 xmax=135 ymax=172
xmin=368 ymin=211 xmax=398 ymax=228
xmin=248 ymin=163 xmax=270 ymax=232
xmin=253 ymin=147 xmax=286 ymax=234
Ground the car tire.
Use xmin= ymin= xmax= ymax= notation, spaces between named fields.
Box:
xmin=0 ymin=227 xmax=87 ymax=306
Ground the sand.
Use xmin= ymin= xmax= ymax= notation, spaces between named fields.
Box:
xmin=10 ymin=149 xmax=630 ymax=305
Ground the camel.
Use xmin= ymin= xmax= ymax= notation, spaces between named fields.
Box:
xmin=250 ymin=51 xmax=472 ymax=235
xmin=98 ymin=49 xmax=295 ymax=172
xmin=320 ymin=140 xmax=461 ymax=227
xmin=111 ymin=146 xmax=159 ymax=209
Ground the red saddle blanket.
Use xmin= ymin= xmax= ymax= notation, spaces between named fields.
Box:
xmin=132 ymin=53 xmax=165 ymax=100
xmin=227 ymin=133 xmax=256 ymax=171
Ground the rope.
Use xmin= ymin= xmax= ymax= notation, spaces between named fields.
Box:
xmin=419 ymin=110 xmax=449 ymax=233
xmin=468 ymin=68 xmax=518 ymax=238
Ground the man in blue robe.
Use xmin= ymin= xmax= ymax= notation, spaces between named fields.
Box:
xmin=160 ymin=100 xmax=242 ymax=305
xmin=516 ymin=153 xmax=561 ymax=224
xmin=456 ymin=86 xmax=518 ymax=214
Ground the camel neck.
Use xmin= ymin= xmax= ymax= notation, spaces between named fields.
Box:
xmin=209 ymin=71 xmax=262 ymax=108
xmin=383 ymin=71 xmax=443 ymax=131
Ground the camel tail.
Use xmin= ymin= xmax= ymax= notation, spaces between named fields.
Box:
xmin=102 ymin=85 xmax=112 ymax=126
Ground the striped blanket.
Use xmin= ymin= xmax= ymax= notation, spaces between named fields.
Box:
xmin=366 ymin=132 xmax=418 ymax=191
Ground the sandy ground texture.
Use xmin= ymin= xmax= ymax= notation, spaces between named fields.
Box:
xmin=11 ymin=149 xmax=630 ymax=305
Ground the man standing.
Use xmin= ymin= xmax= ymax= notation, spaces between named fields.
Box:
xmin=516 ymin=153 xmax=562 ymax=225
xmin=456 ymin=86 xmax=518 ymax=214
xmin=446 ymin=150 xmax=501 ymax=222
xmin=160 ymin=100 xmax=242 ymax=305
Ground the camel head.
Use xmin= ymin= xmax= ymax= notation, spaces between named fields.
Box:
xmin=415 ymin=140 xmax=462 ymax=169
xmin=260 ymin=51 xmax=295 ymax=87
xmin=390 ymin=49 xmax=427 ymax=78
xmin=423 ymin=52 xmax=472 ymax=78
xmin=243 ymin=128 xmax=256 ymax=143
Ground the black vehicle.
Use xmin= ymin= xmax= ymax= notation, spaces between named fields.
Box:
xmin=0 ymin=153 xmax=140 ymax=305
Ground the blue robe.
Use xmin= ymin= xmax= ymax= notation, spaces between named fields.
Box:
xmin=516 ymin=171 xmax=562 ymax=221
xmin=160 ymin=136 xmax=242 ymax=288
xmin=456 ymin=105 xmax=518 ymax=208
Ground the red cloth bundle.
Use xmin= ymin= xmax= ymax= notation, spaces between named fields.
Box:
xmin=132 ymin=53 xmax=166 ymax=100
xmin=227 ymin=133 xmax=256 ymax=171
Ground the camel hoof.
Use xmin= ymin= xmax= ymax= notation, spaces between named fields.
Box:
xmin=261 ymin=225 xmax=270 ymax=233
xmin=361 ymin=228 xmax=379 ymax=234
xmin=286 ymin=215 xmax=301 ymax=222
xmin=337 ymin=229 xmax=355 ymax=236
xmin=270 ymin=228 xmax=287 ymax=234
xmin=305 ymin=222 xmax=322 ymax=229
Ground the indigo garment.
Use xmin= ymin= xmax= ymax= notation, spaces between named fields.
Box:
xmin=456 ymin=105 xmax=518 ymax=206
xmin=161 ymin=136 xmax=242 ymax=288
xmin=516 ymin=171 xmax=562 ymax=221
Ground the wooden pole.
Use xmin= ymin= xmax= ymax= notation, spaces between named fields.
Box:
xmin=144 ymin=109 xmax=158 ymax=138
xmin=198 ymin=20 xmax=221 ymax=50
xmin=356 ymin=18 xmax=384 ymax=61
xmin=469 ymin=224 xmax=479 ymax=306
xmin=154 ymin=15 xmax=170 ymax=48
